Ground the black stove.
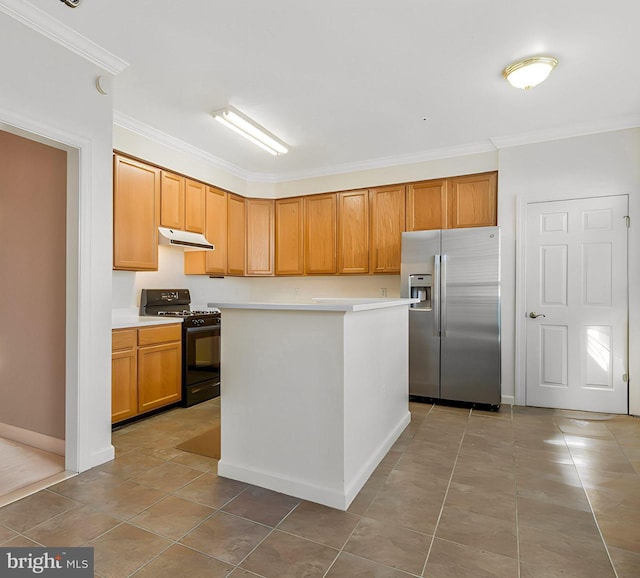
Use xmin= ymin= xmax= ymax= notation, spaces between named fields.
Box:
xmin=140 ymin=289 xmax=221 ymax=407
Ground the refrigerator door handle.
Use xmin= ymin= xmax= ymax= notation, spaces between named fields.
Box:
xmin=433 ymin=255 xmax=441 ymax=336
xmin=441 ymin=254 xmax=447 ymax=338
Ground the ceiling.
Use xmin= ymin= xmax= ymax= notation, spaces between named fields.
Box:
xmin=31 ymin=0 xmax=640 ymax=181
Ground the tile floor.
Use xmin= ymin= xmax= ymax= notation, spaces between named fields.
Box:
xmin=0 ymin=399 xmax=639 ymax=577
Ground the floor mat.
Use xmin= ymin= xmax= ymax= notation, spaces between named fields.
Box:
xmin=175 ymin=424 xmax=220 ymax=459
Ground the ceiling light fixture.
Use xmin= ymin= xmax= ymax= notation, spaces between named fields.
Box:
xmin=212 ymin=107 xmax=288 ymax=155
xmin=502 ymin=56 xmax=558 ymax=90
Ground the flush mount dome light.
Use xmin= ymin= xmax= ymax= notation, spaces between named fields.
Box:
xmin=503 ymin=56 xmax=558 ymax=90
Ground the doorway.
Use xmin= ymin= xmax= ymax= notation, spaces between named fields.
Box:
xmin=523 ymin=195 xmax=628 ymax=413
xmin=0 ymin=129 xmax=70 ymax=504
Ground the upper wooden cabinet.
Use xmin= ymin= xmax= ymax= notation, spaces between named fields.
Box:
xmin=185 ymin=179 xmax=206 ymax=233
xmin=369 ymin=185 xmax=405 ymax=273
xmin=447 ymin=172 xmax=497 ymax=229
xmin=160 ymin=171 xmax=205 ymax=233
xmin=338 ymin=190 xmax=369 ymax=274
xmin=304 ymin=193 xmax=337 ymax=275
xmin=275 ymin=197 xmax=304 ymax=276
xmin=227 ymin=194 xmax=246 ymax=276
xmin=406 ymin=172 xmax=497 ymax=231
xmin=113 ymin=154 xmax=160 ymax=271
xmin=183 ymin=185 xmax=227 ymax=276
xmin=246 ymin=199 xmax=275 ymax=276
xmin=160 ymin=171 xmax=185 ymax=229
xmin=115 ymin=151 xmax=498 ymax=277
xmin=205 ymin=187 xmax=228 ymax=275
xmin=406 ymin=179 xmax=447 ymax=231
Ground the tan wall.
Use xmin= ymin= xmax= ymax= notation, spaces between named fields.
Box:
xmin=0 ymin=130 xmax=66 ymax=439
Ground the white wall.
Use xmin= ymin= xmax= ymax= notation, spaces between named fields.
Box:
xmin=0 ymin=13 xmax=115 ymax=470
xmin=498 ymin=129 xmax=640 ymax=413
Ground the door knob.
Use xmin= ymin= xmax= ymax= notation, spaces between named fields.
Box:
xmin=529 ymin=312 xmax=546 ymax=319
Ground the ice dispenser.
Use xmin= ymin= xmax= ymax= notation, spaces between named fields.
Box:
xmin=408 ymin=274 xmax=432 ymax=310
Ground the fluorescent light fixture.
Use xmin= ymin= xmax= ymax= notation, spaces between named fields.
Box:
xmin=503 ymin=56 xmax=558 ymax=90
xmin=212 ymin=107 xmax=288 ymax=155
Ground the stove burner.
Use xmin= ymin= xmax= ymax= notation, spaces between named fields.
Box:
xmin=157 ymin=310 xmax=191 ymax=317
xmin=156 ymin=309 xmax=219 ymax=317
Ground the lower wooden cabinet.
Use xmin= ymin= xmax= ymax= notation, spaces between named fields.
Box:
xmin=111 ymin=329 xmax=138 ymax=423
xmin=112 ymin=324 xmax=182 ymax=424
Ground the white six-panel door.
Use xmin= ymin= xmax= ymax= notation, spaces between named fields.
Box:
xmin=525 ymin=196 xmax=628 ymax=413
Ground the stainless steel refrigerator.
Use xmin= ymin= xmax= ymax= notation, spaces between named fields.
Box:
xmin=400 ymin=227 xmax=501 ymax=407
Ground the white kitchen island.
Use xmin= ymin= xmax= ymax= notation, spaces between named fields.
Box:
xmin=207 ymin=298 xmax=415 ymax=510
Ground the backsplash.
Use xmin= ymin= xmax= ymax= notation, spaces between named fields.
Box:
xmin=112 ymin=246 xmax=400 ymax=310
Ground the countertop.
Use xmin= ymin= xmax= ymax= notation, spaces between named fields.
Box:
xmin=207 ymin=297 xmax=418 ymax=312
xmin=112 ymin=309 xmax=184 ymax=329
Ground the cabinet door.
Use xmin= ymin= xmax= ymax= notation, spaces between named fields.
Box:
xmin=112 ymin=349 xmax=137 ymax=423
xmin=185 ymin=179 xmax=205 ymax=233
xmin=370 ymin=185 xmax=405 ymax=273
xmin=160 ymin=171 xmax=185 ymax=229
xmin=138 ymin=342 xmax=182 ymax=413
xmin=275 ymin=197 xmax=304 ymax=275
xmin=227 ymin=194 xmax=246 ymax=275
xmin=205 ymin=186 xmax=228 ymax=275
xmin=304 ymin=193 xmax=337 ymax=275
xmin=406 ymin=179 xmax=447 ymax=231
xmin=246 ymin=199 xmax=275 ymax=276
xmin=113 ymin=155 xmax=160 ymax=271
xmin=338 ymin=190 xmax=369 ymax=274
xmin=447 ymin=172 xmax=497 ymax=229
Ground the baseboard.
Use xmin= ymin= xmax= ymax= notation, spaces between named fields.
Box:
xmin=0 ymin=422 xmax=64 ymax=456
xmin=218 ymin=461 xmax=349 ymax=510
xmin=501 ymin=395 xmax=515 ymax=406
xmin=343 ymin=410 xmax=411 ymax=507
xmin=219 ymin=411 xmax=411 ymax=511
xmin=83 ymin=445 xmax=115 ymax=471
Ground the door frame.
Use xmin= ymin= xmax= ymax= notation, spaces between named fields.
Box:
xmin=515 ymin=193 xmax=630 ymax=410
xmin=0 ymin=109 xmax=97 ymax=473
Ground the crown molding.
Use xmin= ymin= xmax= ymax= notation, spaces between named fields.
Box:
xmin=275 ymin=141 xmax=498 ymax=183
xmin=113 ymin=111 xmax=261 ymax=182
xmin=0 ymin=0 xmax=128 ymax=75
xmin=113 ymin=112 xmax=498 ymax=184
xmin=114 ymin=109 xmax=640 ymax=185
xmin=490 ymin=114 xmax=640 ymax=149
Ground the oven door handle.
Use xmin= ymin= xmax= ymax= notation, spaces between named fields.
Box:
xmin=184 ymin=324 xmax=220 ymax=335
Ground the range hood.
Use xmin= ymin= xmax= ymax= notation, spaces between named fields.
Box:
xmin=158 ymin=227 xmax=214 ymax=251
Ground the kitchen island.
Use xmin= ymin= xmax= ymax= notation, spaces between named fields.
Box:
xmin=208 ymin=297 xmax=415 ymax=510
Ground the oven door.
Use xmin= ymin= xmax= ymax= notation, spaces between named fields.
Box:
xmin=184 ymin=324 xmax=220 ymax=389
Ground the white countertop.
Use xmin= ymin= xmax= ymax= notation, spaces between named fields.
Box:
xmin=112 ymin=309 xmax=184 ymax=329
xmin=207 ymin=297 xmax=418 ymax=312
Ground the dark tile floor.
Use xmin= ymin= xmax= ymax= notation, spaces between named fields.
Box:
xmin=1 ymin=399 xmax=639 ymax=577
